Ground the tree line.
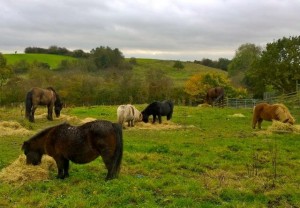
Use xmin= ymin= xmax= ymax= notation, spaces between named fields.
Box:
xmin=227 ymin=36 xmax=300 ymax=98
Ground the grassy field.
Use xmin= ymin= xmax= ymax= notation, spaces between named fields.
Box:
xmin=0 ymin=105 xmax=299 ymax=207
xmin=3 ymin=54 xmax=76 ymax=69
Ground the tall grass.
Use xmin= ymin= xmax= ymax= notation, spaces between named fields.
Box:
xmin=0 ymin=106 xmax=299 ymax=207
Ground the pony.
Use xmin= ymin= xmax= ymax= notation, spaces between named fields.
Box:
xmin=252 ymin=103 xmax=295 ymax=129
xmin=21 ymin=120 xmax=123 ymax=180
xmin=25 ymin=87 xmax=63 ymax=122
xmin=205 ymin=87 xmax=225 ymax=107
xmin=141 ymin=100 xmax=174 ymax=124
xmin=117 ymin=104 xmax=142 ymax=128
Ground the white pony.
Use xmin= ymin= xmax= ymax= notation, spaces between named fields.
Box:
xmin=117 ymin=104 xmax=142 ymax=128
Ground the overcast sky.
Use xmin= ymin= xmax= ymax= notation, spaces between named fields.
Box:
xmin=1 ymin=0 xmax=299 ymax=61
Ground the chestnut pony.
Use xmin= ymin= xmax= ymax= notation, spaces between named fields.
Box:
xmin=25 ymin=87 xmax=63 ymax=122
xmin=252 ymin=103 xmax=295 ymax=129
xmin=22 ymin=120 xmax=123 ymax=180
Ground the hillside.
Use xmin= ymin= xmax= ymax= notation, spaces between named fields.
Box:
xmin=3 ymin=53 xmax=76 ymax=69
xmin=3 ymin=54 xmax=227 ymax=87
xmin=1 ymin=53 xmax=229 ymax=105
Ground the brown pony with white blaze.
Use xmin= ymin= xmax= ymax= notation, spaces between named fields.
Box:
xmin=252 ymin=103 xmax=295 ymax=129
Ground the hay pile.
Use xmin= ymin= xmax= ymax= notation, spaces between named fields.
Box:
xmin=0 ymin=155 xmax=57 ymax=185
xmin=133 ymin=121 xmax=183 ymax=130
xmin=198 ymin=103 xmax=212 ymax=108
xmin=80 ymin=117 xmax=97 ymax=124
xmin=0 ymin=121 xmax=31 ymax=136
xmin=228 ymin=113 xmax=245 ymax=118
xmin=268 ymin=120 xmax=300 ymax=134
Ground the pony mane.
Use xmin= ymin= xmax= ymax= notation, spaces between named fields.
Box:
xmin=46 ymin=87 xmax=62 ymax=105
xmin=46 ymin=87 xmax=56 ymax=94
xmin=273 ymin=103 xmax=288 ymax=110
xmin=29 ymin=122 xmax=69 ymax=142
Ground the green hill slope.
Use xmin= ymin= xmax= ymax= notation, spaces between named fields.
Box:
xmin=133 ymin=58 xmax=226 ymax=86
xmin=3 ymin=54 xmax=226 ymax=87
xmin=3 ymin=53 xmax=76 ymax=69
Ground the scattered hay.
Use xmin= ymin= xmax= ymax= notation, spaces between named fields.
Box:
xmin=57 ymin=114 xmax=81 ymax=123
xmin=267 ymin=120 xmax=300 ymax=134
xmin=80 ymin=117 xmax=97 ymax=124
xmin=0 ymin=121 xmax=31 ymax=136
xmin=198 ymin=103 xmax=212 ymax=108
xmin=133 ymin=121 xmax=183 ymax=130
xmin=228 ymin=113 xmax=245 ymax=118
xmin=0 ymin=155 xmax=57 ymax=185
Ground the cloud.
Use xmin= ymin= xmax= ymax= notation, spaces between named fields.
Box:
xmin=1 ymin=0 xmax=300 ymax=60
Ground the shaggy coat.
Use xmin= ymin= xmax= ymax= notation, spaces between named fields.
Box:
xmin=141 ymin=100 xmax=174 ymax=124
xmin=117 ymin=104 xmax=141 ymax=127
xmin=252 ymin=103 xmax=295 ymax=129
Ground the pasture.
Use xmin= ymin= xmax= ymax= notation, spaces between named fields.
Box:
xmin=3 ymin=53 xmax=76 ymax=69
xmin=0 ymin=105 xmax=299 ymax=207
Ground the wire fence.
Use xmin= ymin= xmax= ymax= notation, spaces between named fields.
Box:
xmin=225 ymin=91 xmax=300 ymax=109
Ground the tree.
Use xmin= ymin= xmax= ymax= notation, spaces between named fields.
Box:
xmin=228 ymin=43 xmax=262 ymax=87
xmin=173 ymin=60 xmax=184 ymax=69
xmin=246 ymin=36 xmax=300 ymax=97
xmin=184 ymin=72 xmax=230 ymax=102
xmin=90 ymin=46 xmax=125 ymax=69
xmin=217 ymin=58 xmax=231 ymax=71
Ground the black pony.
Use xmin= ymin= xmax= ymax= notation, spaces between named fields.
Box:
xmin=22 ymin=120 xmax=123 ymax=180
xmin=205 ymin=87 xmax=225 ymax=107
xmin=142 ymin=100 xmax=174 ymax=124
xmin=25 ymin=87 xmax=63 ymax=122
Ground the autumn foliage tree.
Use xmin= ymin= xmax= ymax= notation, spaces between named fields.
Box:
xmin=184 ymin=72 xmax=247 ymax=103
xmin=185 ymin=73 xmax=228 ymax=102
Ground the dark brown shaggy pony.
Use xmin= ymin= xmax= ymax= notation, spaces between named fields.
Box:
xmin=252 ymin=103 xmax=295 ymax=129
xmin=205 ymin=87 xmax=225 ymax=107
xmin=22 ymin=120 xmax=123 ymax=180
xmin=25 ymin=87 xmax=63 ymax=122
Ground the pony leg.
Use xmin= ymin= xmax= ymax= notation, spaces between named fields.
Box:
xmin=101 ymin=153 xmax=114 ymax=180
xmin=152 ymin=114 xmax=157 ymax=123
xmin=63 ymin=159 xmax=70 ymax=178
xmin=158 ymin=115 xmax=162 ymax=124
xmin=55 ymin=157 xmax=68 ymax=179
xmin=30 ymin=106 xmax=37 ymax=122
xmin=47 ymin=105 xmax=53 ymax=120
xmin=257 ymin=119 xmax=263 ymax=129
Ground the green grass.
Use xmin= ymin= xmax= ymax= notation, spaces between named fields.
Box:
xmin=3 ymin=53 xmax=76 ymax=69
xmin=1 ymin=106 xmax=299 ymax=207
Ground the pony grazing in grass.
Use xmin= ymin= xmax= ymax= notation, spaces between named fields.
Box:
xmin=22 ymin=120 xmax=123 ymax=180
xmin=117 ymin=104 xmax=142 ymax=128
xmin=205 ymin=87 xmax=225 ymax=107
xmin=142 ymin=100 xmax=174 ymax=124
xmin=25 ymin=87 xmax=63 ymax=122
xmin=252 ymin=103 xmax=295 ymax=129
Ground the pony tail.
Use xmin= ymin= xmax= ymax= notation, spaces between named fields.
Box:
xmin=110 ymin=123 xmax=123 ymax=179
xmin=25 ymin=91 xmax=33 ymax=119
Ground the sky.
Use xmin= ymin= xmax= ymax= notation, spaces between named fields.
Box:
xmin=1 ymin=0 xmax=300 ymax=61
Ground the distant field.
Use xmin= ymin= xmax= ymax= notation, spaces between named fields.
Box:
xmin=132 ymin=58 xmax=227 ymax=87
xmin=3 ymin=53 xmax=227 ymax=87
xmin=3 ymin=53 xmax=76 ymax=69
